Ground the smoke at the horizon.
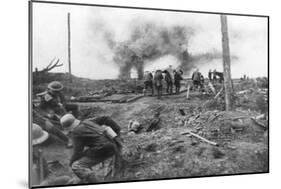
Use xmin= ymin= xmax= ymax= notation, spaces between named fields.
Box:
xmin=32 ymin=3 xmax=268 ymax=79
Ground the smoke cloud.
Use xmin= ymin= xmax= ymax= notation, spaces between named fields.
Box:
xmin=32 ymin=3 xmax=268 ymax=79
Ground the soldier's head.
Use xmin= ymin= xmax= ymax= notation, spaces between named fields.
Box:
xmin=32 ymin=123 xmax=49 ymax=146
xmin=48 ymin=81 xmax=64 ymax=95
xmin=60 ymin=114 xmax=80 ymax=133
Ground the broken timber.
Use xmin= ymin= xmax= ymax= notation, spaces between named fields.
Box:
xmin=126 ymin=94 xmax=143 ymax=103
xmin=214 ymin=87 xmax=223 ymax=100
xmin=251 ymin=117 xmax=267 ymax=129
xmin=181 ymin=130 xmax=218 ymax=146
xmin=71 ymin=94 xmax=144 ymax=103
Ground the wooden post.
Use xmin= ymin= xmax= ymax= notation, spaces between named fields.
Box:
xmin=220 ymin=15 xmax=233 ymax=111
xmin=67 ymin=12 xmax=72 ymax=83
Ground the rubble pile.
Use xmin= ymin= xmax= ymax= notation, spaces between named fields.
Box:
xmin=175 ymin=110 xmax=267 ymax=144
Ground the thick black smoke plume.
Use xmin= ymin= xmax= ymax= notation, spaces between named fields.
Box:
xmin=104 ymin=21 xmax=194 ymax=79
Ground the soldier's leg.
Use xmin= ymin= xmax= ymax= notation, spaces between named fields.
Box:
xmin=71 ymin=156 xmax=100 ymax=183
xmin=72 ymin=143 xmax=118 ymax=183
xmin=177 ymin=84 xmax=180 ymax=93
xmin=149 ymin=82 xmax=154 ymax=95
xmin=155 ymin=86 xmax=159 ymax=99
xmin=143 ymin=82 xmax=148 ymax=96
xmin=168 ymin=83 xmax=171 ymax=94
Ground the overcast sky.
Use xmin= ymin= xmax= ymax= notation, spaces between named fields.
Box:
xmin=32 ymin=2 xmax=268 ymax=79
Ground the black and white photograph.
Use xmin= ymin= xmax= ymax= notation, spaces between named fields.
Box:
xmin=29 ymin=1 xmax=269 ymax=188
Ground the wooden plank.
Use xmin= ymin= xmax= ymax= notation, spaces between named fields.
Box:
xmin=126 ymin=94 xmax=143 ymax=103
xmin=181 ymin=130 xmax=218 ymax=146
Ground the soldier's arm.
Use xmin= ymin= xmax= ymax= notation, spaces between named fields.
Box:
xmin=70 ymin=137 xmax=84 ymax=165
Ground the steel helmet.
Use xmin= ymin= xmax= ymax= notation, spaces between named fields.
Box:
xmin=32 ymin=123 xmax=49 ymax=146
xmin=48 ymin=81 xmax=64 ymax=92
xmin=60 ymin=114 xmax=80 ymax=131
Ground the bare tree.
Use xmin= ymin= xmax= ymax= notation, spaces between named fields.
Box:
xmin=37 ymin=58 xmax=63 ymax=73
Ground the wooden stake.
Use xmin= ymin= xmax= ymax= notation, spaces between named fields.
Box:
xmin=220 ymin=15 xmax=233 ymax=111
xmin=181 ymin=130 xmax=218 ymax=146
xmin=67 ymin=12 xmax=72 ymax=83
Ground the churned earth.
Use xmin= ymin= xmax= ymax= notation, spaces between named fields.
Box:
xmin=38 ymin=81 xmax=268 ymax=186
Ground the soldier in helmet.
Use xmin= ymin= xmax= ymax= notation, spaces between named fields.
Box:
xmin=37 ymin=81 xmax=67 ymax=116
xmin=34 ymin=81 xmax=76 ymax=148
xmin=31 ymin=123 xmax=79 ymax=186
xmin=60 ymin=114 xmax=123 ymax=183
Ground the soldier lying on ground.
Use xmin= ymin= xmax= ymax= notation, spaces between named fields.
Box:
xmin=60 ymin=114 xmax=123 ymax=183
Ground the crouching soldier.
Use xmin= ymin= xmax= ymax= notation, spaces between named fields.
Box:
xmin=60 ymin=114 xmax=123 ymax=183
xmin=37 ymin=81 xmax=80 ymax=117
xmin=35 ymin=81 xmax=80 ymax=148
xmin=31 ymin=123 xmax=77 ymax=186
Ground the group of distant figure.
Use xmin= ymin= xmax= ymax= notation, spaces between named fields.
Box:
xmin=143 ymin=66 xmax=225 ymax=98
xmin=143 ymin=65 xmax=184 ymax=99
xmin=208 ymin=69 xmax=224 ymax=83
xmin=192 ymin=69 xmax=224 ymax=91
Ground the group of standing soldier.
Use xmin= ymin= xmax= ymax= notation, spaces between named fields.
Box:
xmin=143 ymin=65 xmax=184 ymax=99
xmin=208 ymin=69 xmax=224 ymax=83
xmin=191 ymin=68 xmax=224 ymax=91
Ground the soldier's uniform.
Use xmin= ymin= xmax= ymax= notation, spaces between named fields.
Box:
xmin=34 ymin=81 xmax=73 ymax=147
xmin=174 ymin=71 xmax=183 ymax=94
xmin=59 ymin=114 xmax=122 ymax=183
xmin=154 ymin=70 xmax=163 ymax=99
xmin=37 ymin=91 xmax=67 ymax=116
xmin=164 ymin=70 xmax=173 ymax=94
xmin=143 ymin=72 xmax=154 ymax=96
xmin=192 ymin=71 xmax=202 ymax=89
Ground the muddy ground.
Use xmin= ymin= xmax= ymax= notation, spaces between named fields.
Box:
xmin=37 ymin=80 xmax=268 ymax=186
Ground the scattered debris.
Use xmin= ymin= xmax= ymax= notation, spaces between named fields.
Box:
xmin=181 ymin=129 xmax=218 ymax=146
xmin=144 ymin=143 xmax=158 ymax=152
xmin=251 ymin=117 xmax=267 ymax=130
xmin=212 ymin=147 xmax=225 ymax=159
xmin=214 ymin=87 xmax=223 ymax=100
xmin=146 ymin=112 xmax=161 ymax=132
